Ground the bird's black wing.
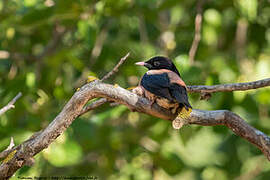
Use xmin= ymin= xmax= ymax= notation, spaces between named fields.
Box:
xmin=141 ymin=73 xmax=173 ymax=101
xmin=169 ymin=83 xmax=192 ymax=109
xmin=141 ymin=72 xmax=192 ymax=109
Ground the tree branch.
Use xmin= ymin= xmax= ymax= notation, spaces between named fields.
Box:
xmin=187 ymin=78 xmax=270 ymax=93
xmin=0 ymin=79 xmax=270 ymax=178
xmin=101 ymin=52 xmax=130 ymax=81
xmin=79 ymin=98 xmax=108 ymax=116
xmin=0 ymin=138 xmax=15 ymax=159
xmin=0 ymin=92 xmax=22 ymax=116
xmin=189 ymin=110 xmax=270 ymax=160
xmin=188 ymin=0 xmax=204 ymax=64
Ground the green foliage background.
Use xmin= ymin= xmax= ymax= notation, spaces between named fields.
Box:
xmin=1 ymin=0 xmax=270 ymax=179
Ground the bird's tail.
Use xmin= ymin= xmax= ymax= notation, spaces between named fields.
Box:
xmin=177 ymin=106 xmax=192 ymax=119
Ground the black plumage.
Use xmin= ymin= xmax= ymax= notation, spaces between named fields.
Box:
xmin=135 ymin=56 xmax=192 ymax=112
xmin=141 ymin=73 xmax=173 ymax=101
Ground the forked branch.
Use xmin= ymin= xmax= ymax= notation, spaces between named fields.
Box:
xmin=0 ymin=79 xmax=270 ymax=178
xmin=0 ymin=92 xmax=22 ymax=116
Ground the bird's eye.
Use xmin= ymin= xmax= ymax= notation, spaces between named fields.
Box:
xmin=154 ymin=61 xmax=160 ymax=66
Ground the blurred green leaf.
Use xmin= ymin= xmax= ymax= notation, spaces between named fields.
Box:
xmin=26 ymin=72 xmax=36 ymax=88
xmin=1 ymin=0 xmax=270 ymax=178
xmin=43 ymin=133 xmax=82 ymax=167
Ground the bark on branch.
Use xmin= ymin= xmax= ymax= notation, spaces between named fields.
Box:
xmin=187 ymin=78 xmax=270 ymax=93
xmin=0 ymin=92 xmax=22 ymax=116
xmin=189 ymin=0 xmax=204 ymax=64
xmin=0 ymin=79 xmax=270 ymax=178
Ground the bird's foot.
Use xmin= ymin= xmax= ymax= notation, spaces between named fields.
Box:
xmin=150 ymin=100 xmax=155 ymax=107
xmin=131 ymin=86 xmax=144 ymax=96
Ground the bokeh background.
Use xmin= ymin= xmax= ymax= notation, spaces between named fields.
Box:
xmin=1 ymin=0 xmax=270 ymax=179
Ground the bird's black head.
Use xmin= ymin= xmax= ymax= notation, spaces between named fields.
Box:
xmin=135 ymin=56 xmax=181 ymax=76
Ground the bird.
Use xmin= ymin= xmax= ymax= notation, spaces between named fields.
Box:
xmin=134 ymin=56 xmax=192 ymax=118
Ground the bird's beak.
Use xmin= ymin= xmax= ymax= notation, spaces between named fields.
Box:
xmin=135 ymin=62 xmax=145 ymax=66
xmin=135 ymin=62 xmax=152 ymax=69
